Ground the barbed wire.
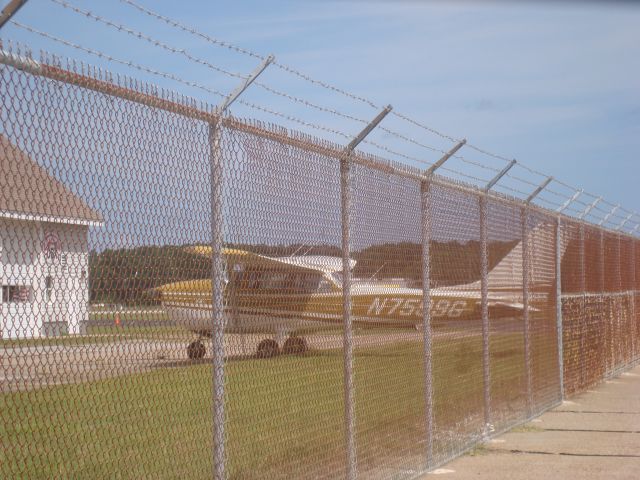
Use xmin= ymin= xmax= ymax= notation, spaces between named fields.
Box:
xmin=361 ymin=139 xmax=434 ymax=168
xmin=114 ymin=0 xmax=541 ymax=166
xmin=114 ymin=0 xmax=617 ymax=206
xmin=10 ymin=21 xmax=366 ymax=145
xmin=495 ymin=183 xmax=542 ymax=201
xmin=505 ymin=172 xmax=541 ymax=189
xmin=113 ymin=0 xmax=638 ymax=223
xmin=10 ymin=20 xmax=491 ymax=180
xmin=454 ymin=156 xmax=503 ymax=174
xmin=463 ymin=142 xmax=513 ymax=163
xmin=254 ymin=82 xmax=369 ymax=125
xmin=10 ymin=0 xmax=640 ymax=226
xmin=50 ymin=0 xmax=466 ymax=165
xmin=387 ymin=110 xmax=459 ymax=143
xmin=49 ymin=0 xmax=249 ymax=81
xmin=438 ymin=166 xmax=491 ymax=186
xmin=533 ymin=195 xmax=564 ymax=210
xmin=117 ymin=0 xmax=379 ymax=109
xmin=11 ymin=21 xmax=231 ymax=97
xmin=542 ymin=187 xmax=569 ymax=201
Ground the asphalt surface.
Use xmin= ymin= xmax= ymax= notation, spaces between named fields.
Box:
xmin=0 ymin=318 xmax=519 ymax=393
xmin=0 ymin=331 xmax=427 ymax=392
xmin=422 ymin=364 xmax=640 ymax=480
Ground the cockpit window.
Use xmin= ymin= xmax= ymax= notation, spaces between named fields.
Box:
xmin=229 ymin=267 xmax=325 ymax=294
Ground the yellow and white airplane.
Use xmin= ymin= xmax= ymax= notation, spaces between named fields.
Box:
xmin=155 ymin=223 xmax=557 ymax=359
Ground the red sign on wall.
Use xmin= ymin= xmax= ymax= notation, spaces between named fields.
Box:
xmin=42 ymin=231 xmax=62 ymax=261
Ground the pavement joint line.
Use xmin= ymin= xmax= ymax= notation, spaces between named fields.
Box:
xmin=500 ymin=450 xmax=640 ymax=458
xmin=541 ymin=428 xmax=640 ymax=434
xmin=549 ymin=410 xmax=640 ymax=414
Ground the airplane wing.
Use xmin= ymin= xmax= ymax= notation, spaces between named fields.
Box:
xmin=187 ymin=245 xmax=322 ymax=274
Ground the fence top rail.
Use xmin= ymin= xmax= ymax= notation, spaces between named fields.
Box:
xmin=0 ymin=46 xmax=638 ymax=241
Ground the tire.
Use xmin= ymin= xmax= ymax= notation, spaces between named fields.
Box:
xmin=187 ymin=341 xmax=206 ymax=360
xmin=282 ymin=336 xmax=307 ymax=355
xmin=256 ymin=339 xmax=279 ymax=358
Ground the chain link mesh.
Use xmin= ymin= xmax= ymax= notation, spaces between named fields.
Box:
xmin=1 ymin=51 xmax=639 ymax=479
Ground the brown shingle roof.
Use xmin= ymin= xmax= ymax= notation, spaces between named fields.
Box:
xmin=0 ymin=135 xmax=102 ymax=224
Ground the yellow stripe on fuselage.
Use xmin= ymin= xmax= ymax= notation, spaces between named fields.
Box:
xmin=160 ymin=289 xmax=479 ymax=325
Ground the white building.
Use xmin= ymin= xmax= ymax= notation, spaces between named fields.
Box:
xmin=1 ymin=135 xmax=102 ymax=339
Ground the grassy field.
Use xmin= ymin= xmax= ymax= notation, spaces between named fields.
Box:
xmin=0 ymin=332 xmax=549 ymax=479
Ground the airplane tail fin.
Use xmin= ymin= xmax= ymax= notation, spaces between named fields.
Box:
xmin=487 ymin=221 xmax=564 ymax=290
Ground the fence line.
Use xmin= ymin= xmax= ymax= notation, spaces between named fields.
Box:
xmin=1 ymin=47 xmax=639 ymax=480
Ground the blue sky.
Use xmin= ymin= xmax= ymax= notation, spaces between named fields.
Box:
xmin=2 ymin=0 xmax=640 ymax=228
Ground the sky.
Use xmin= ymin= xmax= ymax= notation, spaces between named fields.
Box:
xmin=2 ymin=0 xmax=640 ymax=230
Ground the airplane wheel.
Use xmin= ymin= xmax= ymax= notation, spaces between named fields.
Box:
xmin=187 ymin=340 xmax=206 ymax=360
xmin=283 ymin=336 xmax=307 ymax=355
xmin=256 ymin=339 xmax=279 ymax=358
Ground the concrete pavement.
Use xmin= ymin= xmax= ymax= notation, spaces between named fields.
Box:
xmin=423 ymin=365 xmax=640 ymax=479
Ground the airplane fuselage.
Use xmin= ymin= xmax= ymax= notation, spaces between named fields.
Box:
xmin=160 ymin=284 xmax=504 ymax=335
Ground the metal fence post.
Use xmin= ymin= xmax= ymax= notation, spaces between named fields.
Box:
xmin=339 ymin=154 xmax=356 ymax=480
xmin=556 ymin=217 xmax=564 ymax=400
xmin=579 ymin=225 xmax=586 ymax=388
xmin=208 ymin=121 xmax=226 ymax=480
xmin=521 ymin=206 xmax=533 ymax=416
xmin=340 ymin=105 xmax=392 ymax=480
xmin=616 ymin=233 xmax=623 ymax=368
xmin=632 ymin=238 xmax=637 ymax=362
xmin=418 ymin=139 xmax=465 ymax=468
xmin=208 ymin=54 xmax=274 ymax=480
xmin=420 ymin=180 xmax=433 ymax=468
xmin=478 ymin=160 xmax=516 ymax=436
xmin=480 ymin=195 xmax=491 ymax=436
xmin=600 ymin=230 xmax=609 ymax=376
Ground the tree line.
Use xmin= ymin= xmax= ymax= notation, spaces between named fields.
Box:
xmin=89 ymin=240 xmax=517 ymax=305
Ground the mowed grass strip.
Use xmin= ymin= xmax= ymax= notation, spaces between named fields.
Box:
xmin=1 ymin=335 xmax=528 ymax=479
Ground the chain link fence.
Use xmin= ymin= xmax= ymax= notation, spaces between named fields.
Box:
xmin=1 ymin=49 xmax=639 ymax=479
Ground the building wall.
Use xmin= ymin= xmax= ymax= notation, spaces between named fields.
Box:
xmin=0 ymin=218 xmax=89 ymax=339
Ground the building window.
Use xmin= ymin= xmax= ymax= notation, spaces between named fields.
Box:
xmin=45 ymin=276 xmax=53 ymax=302
xmin=1 ymin=285 xmax=32 ymax=303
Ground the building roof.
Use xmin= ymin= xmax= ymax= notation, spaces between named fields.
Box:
xmin=0 ymin=135 xmax=102 ymax=225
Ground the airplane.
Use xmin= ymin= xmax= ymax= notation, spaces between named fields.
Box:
xmin=155 ymin=222 xmax=558 ymax=360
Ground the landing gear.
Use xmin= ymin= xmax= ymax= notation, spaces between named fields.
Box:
xmin=256 ymin=339 xmax=280 ymax=358
xmin=282 ymin=336 xmax=307 ymax=355
xmin=187 ymin=340 xmax=206 ymax=360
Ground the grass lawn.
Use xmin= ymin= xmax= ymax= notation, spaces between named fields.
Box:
xmin=0 ymin=333 xmax=552 ymax=479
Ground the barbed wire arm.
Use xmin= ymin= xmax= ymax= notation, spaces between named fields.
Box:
xmin=218 ymin=54 xmax=274 ymax=113
xmin=579 ymin=196 xmax=602 ymax=220
xmin=0 ymin=0 xmax=28 ymax=29
xmin=345 ymin=105 xmax=392 ymax=153
xmin=616 ymin=213 xmax=634 ymax=231
xmin=599 ymin=204 xmax=620 ymax=226
xmin=425 ymin=139 xmax=466 ymax=175
xmin=484 ymin=159 xmax=517 ymax=192
xmin=525 ymin=176 xmax=553 ymax=204
xmin=557 ymin=189 xmax=583 ymax=213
